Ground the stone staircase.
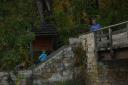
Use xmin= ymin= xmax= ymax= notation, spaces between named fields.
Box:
xmin=0 ymin=45 xmax=74 ymax=85
xmin=32 ymin=45 xmax=74 ymax=84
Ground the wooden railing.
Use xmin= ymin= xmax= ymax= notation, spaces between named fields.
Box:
xmin=97 ymin=21 xmax=128 ymax=31
xmin=28 ymin=45 xmax=69 ymax=70
xmin=94 ymin=21 xmax=128 ymax=51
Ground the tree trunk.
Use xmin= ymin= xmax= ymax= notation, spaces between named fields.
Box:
xmin=95 ymin=0 xmax=99 ymax=9
xmin=44 ymin=0 xmax=51 ymax=12
xmin=36 ymin=0 xmax=44 ymax=23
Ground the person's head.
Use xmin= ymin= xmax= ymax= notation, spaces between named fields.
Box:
xmin=92 ymin=19 xmax=96 ymax=25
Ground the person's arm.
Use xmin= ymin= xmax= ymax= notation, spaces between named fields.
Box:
xmin=44 ymin=54 xmax=48 ymax=60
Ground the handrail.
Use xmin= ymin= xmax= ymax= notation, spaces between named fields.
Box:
xmin=94 ymin=21 xmax=128 ymax=52
xmin=29 ymin=45 xmax=69 ymax=71
xmin=80 ymin=21 xmax=128 ymax=35
xmin=96 ymin=21 xmax=128 ymax=31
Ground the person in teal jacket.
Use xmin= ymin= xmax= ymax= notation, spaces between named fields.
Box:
xmin=35 ymin=51 xmax=48 ymax=65
xmin=39 ymin=51 xmax=48 ymax=62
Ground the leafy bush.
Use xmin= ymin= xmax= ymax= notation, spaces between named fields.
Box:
xmin=0 ymin=0 xmax=39 ymax=71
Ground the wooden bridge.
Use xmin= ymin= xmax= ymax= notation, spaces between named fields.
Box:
xmin=95 ymin=21 xmax=128 ymax=61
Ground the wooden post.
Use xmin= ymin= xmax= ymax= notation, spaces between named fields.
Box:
xmin=127 ymin=22 xmax=128 ymax=29
xmin=94 ymin=32 xmax=98 ymax=53
xmin=109 ymin=28 xmax=114 ymax=58
xmin=127 ymin=22 xmax=128 ymax=39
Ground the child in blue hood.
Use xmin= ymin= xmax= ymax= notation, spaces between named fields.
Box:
xmin=35 ymin=51 xmax=48 ymax=65
xmin=39 ymin=51 xmax=48 ymax=62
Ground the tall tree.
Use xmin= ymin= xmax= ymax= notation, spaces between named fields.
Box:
xmin=0 ymin=0 xmax=40 ymax=71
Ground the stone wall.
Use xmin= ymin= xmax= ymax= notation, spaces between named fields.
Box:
xmin=32 ymin=46 xmax=74 ymax=85
xmin=0 ymin=72 xmax=8 ymax=85
xmin=79 ymin=33 xmax=99 ymax=85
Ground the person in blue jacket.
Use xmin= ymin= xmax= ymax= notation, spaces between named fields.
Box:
xmin=89 ymin=18 xmax=103 ymax=42
xmin=90 ymin=19 xmax=101 ymax=32
xmin=35 ymin=51 xmax=48 ymax=65
xmin=39 ymin=51 xmax=48 ymax=62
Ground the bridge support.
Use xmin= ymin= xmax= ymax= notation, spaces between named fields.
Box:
xmin=79 ymin=33 xmax=99 ymax=85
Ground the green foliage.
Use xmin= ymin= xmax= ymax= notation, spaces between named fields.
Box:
xmin=72 ymin=44 xmax=87 ymax=85
xmin=0 ymin=0 xmax=39 ymax=71
xmin=52 ymin=0 xmax=128 ymax=45
xmin=56 ymin=80 xmax=85 ymax=85
xmin=56 ymin=81 xmax=72 ymax=85
xmin=1 ymin=0 xmax=128 ymax=71
xmin=52 ymin=0 xmax=88 ymax=44
xmin=73 ymin=44 xmax=87 ymax=67
xmin=56 ymin=45 xmax=87 ymax=85
xmin=98 ymin=0 xmax=128 ymax=26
